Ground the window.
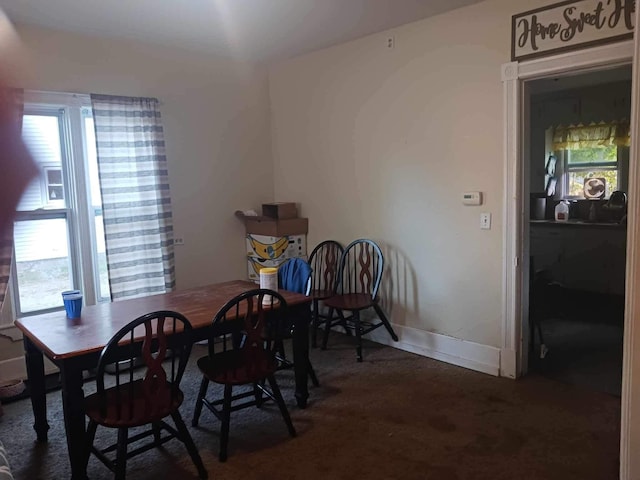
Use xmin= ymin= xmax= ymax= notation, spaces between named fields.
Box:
xmin=11 ymin=92 xmax=110 ymax=318
xmin=45 ymin=167 xmax=64 ymax=204
xmin=564 ymin=145 xmax=619 ymax=199
xmin=552 ymin=121 xmax=630 ymax=200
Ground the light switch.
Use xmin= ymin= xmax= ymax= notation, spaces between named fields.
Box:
xmin=480 ymin=213 xmax=491 ymax=230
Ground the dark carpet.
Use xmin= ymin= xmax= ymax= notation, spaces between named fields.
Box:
xmin=530 ymin=317 xmax=623 ymax=396
xmin=1 ymin=335 xmax=621 ymax=480
xmin=529 ymin=289 xmax=624 ymax=396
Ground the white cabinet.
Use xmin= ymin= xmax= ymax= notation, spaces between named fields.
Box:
xmin=543 ymin=97 xmax=580 ymax=126
xmin=530 ymin=222 xmax=626 ymax=295
xmin=580 ymin=91 xmax=630 ymax=124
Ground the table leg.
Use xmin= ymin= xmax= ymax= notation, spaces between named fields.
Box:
xmin=60 ymin=359 xmax=89 ymax=480
xmin=23 ymin=336 xmax=50 ymax=442
xmin=291 ymin=303 xmax=310 ymax=408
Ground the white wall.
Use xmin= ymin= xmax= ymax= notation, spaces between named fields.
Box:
xmin=269 ymin=0 xmax=550 ymax=359
xmin=15 ymin=24 xmax=274 ymax=289
xmin=0 ymin=24 xmax=274 ymax=361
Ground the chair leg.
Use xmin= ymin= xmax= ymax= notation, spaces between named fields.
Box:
xmin=276 ymin=340 xmax=286 ymax=362
xmin=311 ymin=299 xmax=320 ymax=348
xmin=254 ymin=381 xmax=264 ymax=407
xmin=192 ymin=376 xmax=209 ymax=427
xmin=337 ymin=309 xmax=351 ymax=335
xmin=321 ymin=307 xmax=334 ymax=350
xmin=152 ymin=422 xmax=162 ymax=444
xmin=353 ymin=311 xmax=363 ymax=362
xmin=219 ymin=384 xmax=233 ymax=462
xmin=115 ymin=427 xmax=128 ymax=480
xmin=307 ymin=359 xmax=320 ymax=387
xmin=84 ymin=419 xmax=98 ymax=470
xmin=373 ymin=304 xmax=398 ymax=341
xmin=266 ymin=375 xmax=296 ymax=437
xmin=171 ymin=411 xmax=208 ymax=479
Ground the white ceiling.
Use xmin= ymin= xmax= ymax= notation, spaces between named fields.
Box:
xmin=1 ymin=0 xmax=485 ymax=63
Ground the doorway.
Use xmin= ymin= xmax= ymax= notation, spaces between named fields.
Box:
xmin=524 ymin=65 xmax=632 ymax=396
xmin=501 ymin=38 xmax=640 ymax=480
xmin=500 ymin=42 xmax=635 ymax=382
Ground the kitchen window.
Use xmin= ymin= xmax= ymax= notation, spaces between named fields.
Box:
xmin=552 ymin=121 xmax=630 ymax=200
xmin=564 ymin=145 xmax=619 ymax=198
xmin=10 ymin=92 xmax=110 ymax=318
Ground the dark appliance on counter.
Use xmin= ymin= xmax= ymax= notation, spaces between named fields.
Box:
xmin=531 ymin=193 xmax=547 ymax=220
xmin=603 ymin=190 xmax=627 ymax=223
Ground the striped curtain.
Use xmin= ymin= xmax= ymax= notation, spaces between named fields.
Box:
xmin=90 ymin=94 xmax=175 ymax=300
xmin=0 ymin=88 xmax=29 ymax=312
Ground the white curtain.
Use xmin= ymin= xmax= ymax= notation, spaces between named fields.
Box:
xmin=90 ymin=94 xmax=175 ymax=300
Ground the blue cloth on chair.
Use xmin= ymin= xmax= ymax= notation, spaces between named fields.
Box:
xmin=278 ymin=258 xmax=312 ymax=295
xmin=275 ymin=257 xmax=320 ymax=386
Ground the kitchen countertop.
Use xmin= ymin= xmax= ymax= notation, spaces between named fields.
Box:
xmin=530 ymin=219 xmax=626 ymax=229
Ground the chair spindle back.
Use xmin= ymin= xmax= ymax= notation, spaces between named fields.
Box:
xmin=308 ymin=240 xmax=344 ymax=295
xmin=208 ymin=289 xmax=289 ymax=358
xmin=336 ymin=239 xmax=384 ymax=299
xmin=94 ymin=311 xmax=193 ymax=423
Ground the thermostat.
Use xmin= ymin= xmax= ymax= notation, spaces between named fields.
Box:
xmin=462 ymin=192 xmax=482 ymax=206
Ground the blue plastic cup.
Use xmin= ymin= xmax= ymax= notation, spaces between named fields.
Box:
xmin=61 ymin=290 xmax=81 ymax=301
xmin=63 ymin=294 xmax=83 ymax=319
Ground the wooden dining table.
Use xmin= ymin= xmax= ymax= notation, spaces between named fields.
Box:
xmin=15 ymin=280 xmax=312 ymax=480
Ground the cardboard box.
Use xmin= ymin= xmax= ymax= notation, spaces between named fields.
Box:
xmin=262 ymin=202 xmax=298 ymax=219
xmin=246 ymin=255 xmax=308 ymax=282
xmin=247 ymin=256 xmax=287 ymax=281
xmin=246 ymin=234 xmax=307 ymax=261
xmin=244 ymin=217 xmax=308 ymax=236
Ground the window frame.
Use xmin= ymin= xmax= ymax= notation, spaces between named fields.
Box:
xmin=561 ymin=146 xmax=621 ymax=200
xmin=44 ymin=166 xmax=65 ymax=205
xmin=8 ymin=91 xmax=107 ymax=320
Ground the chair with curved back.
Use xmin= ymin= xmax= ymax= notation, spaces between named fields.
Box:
xmin=308 ymin=240 xmax=344 ymax=348
xmin=322 ymin=239 xmax=398 ymax=362
xmin=274 ymin=257 xmax=319 ymax=386
xmin=84 ymin=311 xmax=207 ymax=480
xmin=191 ymin=289 xmax=296 ymax=462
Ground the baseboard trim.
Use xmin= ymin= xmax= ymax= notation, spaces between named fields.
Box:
xmin=364 ymin=324 xmax=501 ymax=377
xmin=0 ymin=356 xmax=58 ymax=383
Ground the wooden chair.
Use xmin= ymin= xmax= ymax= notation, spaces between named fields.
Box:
xmin=308 ymin=240 xmax=344 ymax=348
xmin=274 ymin=257 xmax=319 ymax=386
xmin=191 ymin=289 xmax=296 ymax=462
xmin=322 ymin=239 xmax=398 ymax=362
xmin=84 ymin=311 xmax=207 ymax=480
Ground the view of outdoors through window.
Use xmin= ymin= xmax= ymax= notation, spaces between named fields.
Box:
xmin=566 ymin=146 xmax=618 ymax=198
xmin=15 ymin=114 xmax=71 ymax=313
xmin=14 ymin=109 xmax=109 ymax=315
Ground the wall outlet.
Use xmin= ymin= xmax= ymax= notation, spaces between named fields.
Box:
xmin=386 ymin=35 xmax=395 ymax=50
xmin=480 ymin=213 xmax=491 ymax=230
xmin=174 ymin=237 xmax=185 ymax=245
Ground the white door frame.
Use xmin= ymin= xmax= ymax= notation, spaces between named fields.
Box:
xmin=501 ymin=36 xmax=640 ymax=479
xmin=500 ymin=40 xmax=634 ymax=379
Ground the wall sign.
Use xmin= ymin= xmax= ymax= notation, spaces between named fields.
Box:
xmin=512 ymin=0 xmax=635 ymax=61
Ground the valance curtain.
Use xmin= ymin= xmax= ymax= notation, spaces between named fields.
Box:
xmin=0 ymin=88 xmax=25 ymax=312
xmin=552 ymin=121 xmax=631 ymax=150
xmin=90 ymin=94 xmax=175 ymax=300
